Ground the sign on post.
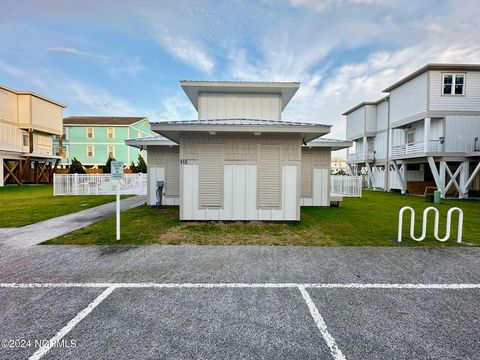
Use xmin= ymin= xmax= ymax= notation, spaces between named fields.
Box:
xmin=111 ymin=161 xmax=125 ymax=181
xmin=111 ymin=161 xmax=124 ymax=240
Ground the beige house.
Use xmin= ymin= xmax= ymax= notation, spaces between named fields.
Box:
xmin=127 ymin=81 xmax=351 ymax=221
xmin=0 ymin=85 xmax=64 ymax=186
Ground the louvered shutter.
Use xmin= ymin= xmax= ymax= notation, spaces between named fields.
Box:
xmin=301 ymin=153 xmax=313 ymax=198
xmin=257 ymin=145 xmax=282 ymax=209
xmin=199 ymin=144 xmax=223 ymax=208
xmin=165 ymin=152 xmax=180 ymax=196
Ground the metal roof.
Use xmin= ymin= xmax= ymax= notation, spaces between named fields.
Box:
xmin=127 ymin=135 xmax=171 ymax=142
xmin=308 ymin=137 xmax=350 ymax=143
xmin=150 ymin=118 xmax=331 ymax=127
xmin=64 ymin=116 xmax=147 ymax=125
xmin=151 ymin=118 xmax=331 ymax=143
xmin=305 ymin=137 xmax=352 ymax=150
xmin=180 ymin=80 xmax=300 ymax=85
xmin=383 ymin=63 xmax=480 ymax=92
xmin=125 ymin=135 xmax=177 ymax=149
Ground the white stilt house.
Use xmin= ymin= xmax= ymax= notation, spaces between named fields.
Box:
xmin=127 ymin=81 xmax=351 ymax=221
xmin=345 ymin=64 xmax=480 ymax=198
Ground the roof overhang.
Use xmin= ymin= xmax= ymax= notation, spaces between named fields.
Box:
xmin=125 ymin=137 xmax=177 ymax=149
xmin=0 ymin=85 xmax=65 ymax=108
xmin=304 ymin=139 xmax=352 ymax=151
xmin=151 ymin=122 xmax=331 ymax=143
xmin=342 ymin=96 xmax=389 ymax=116
xmin=180 ymin=81 xmax=300 ymax=111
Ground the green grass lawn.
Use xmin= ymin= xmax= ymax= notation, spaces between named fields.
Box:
xmin=0 ymin=185 xmax=119 ymax=227
xmin=45 ymin=191 xmax=480 ymax=246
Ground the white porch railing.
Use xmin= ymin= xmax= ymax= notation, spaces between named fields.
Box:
xmin=330 ymin=175 xmax=363 ymax=197
xmin=53 ymin=173 xmax=147 ymax=196
xmin=392 ymin=140 xmax=440 ymax=157
xmin=347 ymin=151 xmax=375 ymax=162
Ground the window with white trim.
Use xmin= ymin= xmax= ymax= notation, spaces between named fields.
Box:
xmin=107 ymin=127 xmax=114 ymax=139
xmin=86 ymin=127 xmax=94 ymax=139
xmin=87 ymin=145 xmax=94 ymax=157
xmin=138 ymin=131 xmax=143 ymax=138
xmin=107 ymin=146 xmax=115 ymax=158
xmin=442 ymin=73 xmax=465 ymax=95
xmin=406 ymin=130 xmax=415 ymax=145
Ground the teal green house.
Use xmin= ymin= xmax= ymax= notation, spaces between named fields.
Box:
xmin=54 ymin=116 xmax=155 ymax=167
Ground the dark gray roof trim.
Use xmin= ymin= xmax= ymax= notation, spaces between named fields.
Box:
xmin=342 ymin=96 xmax=389 ymax=116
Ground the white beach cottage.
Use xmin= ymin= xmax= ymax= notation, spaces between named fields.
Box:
xmin=127 ymin=81 xmax=350 ymax=221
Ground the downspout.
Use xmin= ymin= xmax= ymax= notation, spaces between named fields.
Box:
xmin=385 ymin=97 xmax=391 ymax=192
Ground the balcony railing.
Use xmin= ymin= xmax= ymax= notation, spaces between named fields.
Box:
xmin=347 ymin=151 xmax=375 ymax=162
xmin=23 ymin=143 xmax=55 ymax=156
xmin=392 ymin=140 xmax=440 ymax=157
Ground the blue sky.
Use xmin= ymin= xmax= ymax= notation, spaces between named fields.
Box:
xmin=1 ymin=0 xmax=479 ymax=138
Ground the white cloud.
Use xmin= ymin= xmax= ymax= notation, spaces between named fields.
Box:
xmin=289 ymin=0 xmax=393 ymax=12
xmin=154 ymin=30 xmax=215 ymax=75
xmin=0 ymin=60 xmax=47 ymax=89
xmin=48 ymin=46 xmax=146 ymax=78
xmin=151 ymin=95 xmax=197 ymax=121
xmin=47 ymin=47 xmax=110 ymax=61
xmin=61 ymin=80 xmax=138 ymax=116
xmin=224 ymin=0 xmax=480 ymax=156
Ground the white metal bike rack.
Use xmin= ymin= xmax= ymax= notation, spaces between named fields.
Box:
xmin=397 ymin=206 xmax=463 ymax=243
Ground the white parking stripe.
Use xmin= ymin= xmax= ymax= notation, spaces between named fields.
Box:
xmin=28 ymin=286 xmax=116 ymax=360
xmin=298 ymin=285 xmax=346 ymax=360
xmin=303 ymin=283 xmax=480 ymax=289
xmin=1 ymin=282 xmax=480 ymax=289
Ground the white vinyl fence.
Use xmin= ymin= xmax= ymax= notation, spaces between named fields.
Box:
xmin=330 ymin=175 xmax=363 ymax=197
xmin=53 ymin=173 xmax=147 ymax=196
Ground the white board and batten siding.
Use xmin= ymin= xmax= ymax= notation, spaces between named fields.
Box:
xmin=181 ymin=164 xmax=299 ymax=221
xmin=390 ymin=72 xmax=428 ymax=125
xmin=198 ymin=93 xmax=282 ymax=120
xmin=300 ymin=148 xmax=331 ymax=206
xmin=146 ymin=146 xmax=180 ymax=206
xmin=180 ymin=134 xmax=301 ymax=221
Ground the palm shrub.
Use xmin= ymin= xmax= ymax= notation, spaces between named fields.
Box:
xmin=103 ymin=156 xmax=116 ymax=173
xmin=69 ymin=157 xmax=86 ymax=174
xmin=136 ymin=154 xmax=147 ymax=173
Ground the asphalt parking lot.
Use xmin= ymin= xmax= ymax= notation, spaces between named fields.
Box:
xmin=0 ymin=245 xmax=479 ymax=359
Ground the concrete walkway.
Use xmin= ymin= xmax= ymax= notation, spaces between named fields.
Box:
xmin=0 ymin=195 xmax=146 ymax=248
